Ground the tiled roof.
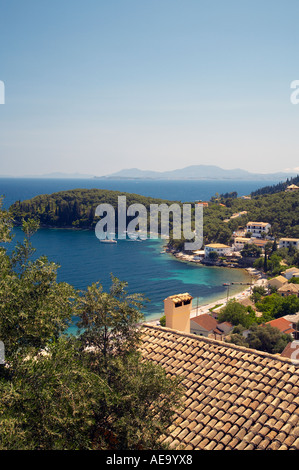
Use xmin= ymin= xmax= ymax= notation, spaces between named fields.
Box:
xmin=251 ymin=239 xmax=271 ymax=247
xmin=268 ymin=275 xmax=288 ymax=285
xmin=140 ymin=324 xmax=299 ymax=450
xmin=247 ymin=222 xmax=270 ymax=227
xmin=278 ymin=284 xmax=299 ymax=294
xmin=264 ymin=318 xmax=295 ymax=335
xmin=205 ymin=243 xmax=230 ymax=249
xmin=284 ymin=268 xmax=299 ymax=274
xmin=191 ymin=314 xmax=218 ymax=332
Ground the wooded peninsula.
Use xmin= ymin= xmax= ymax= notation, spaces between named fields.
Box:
xmin=8 ymin=185 xmax=299 ymax=248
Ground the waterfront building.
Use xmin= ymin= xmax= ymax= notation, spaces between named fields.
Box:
xmin=204 ymin=243 xmax=232 ymax=258
xmin=246 ymin=221 xmax=271 ymax=238
xmin=268 ymin=275 xmax=288 ymax=290
xmin=278 ymin=238 xmax=299 ymax=250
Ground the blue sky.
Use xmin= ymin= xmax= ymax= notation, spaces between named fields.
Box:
xmin=0 ymin=0 xmax=299 ymax=176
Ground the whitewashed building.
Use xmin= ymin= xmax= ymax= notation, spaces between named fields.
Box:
xmin=279 ymin=238 xmax=299 ymax=251
xmin=246 ymin=222 xmax=271 ymax=238
xmin=204 ymin=243 xmax=232 ymax=258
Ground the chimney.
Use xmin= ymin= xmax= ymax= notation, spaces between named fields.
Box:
xmin=164 ymin=293 xmax=193 ymax=333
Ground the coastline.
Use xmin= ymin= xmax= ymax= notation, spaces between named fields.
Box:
xmin=145 ymin=266 xmax=264 ymax=325
xmin=13 ymin=223 xmax=264 ymax=324
xmin=190 ymin=267 xmax=265 ymax=318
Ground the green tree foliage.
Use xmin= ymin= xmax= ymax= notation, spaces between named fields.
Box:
xmin=254 ymin=251 xmax=285 ymax=275
xmin=87 ymin=352 xmax=183 ymax=450
xmin=0 ymin=204 xmax=183 ymax=450
xmin=77 ymin=276 xmax=145 ymax=362
xmin=247 ymin=324 xmax=291 ymax=354
xmin=9 ymin=189 xmax=181 ymax=230
xmin=0 ymin=337 xmax=107 ymax=450
xmin=208 ymin=250 xmax=219 ymax=261
xmin=251 ymin=175 xmax=299 ymax=196
xmin=8 ymin=187 xmax=299 ymax=252
xmin=229 ymin=324 xmax=292 ymax=354
xmin=256 ymin=293 xmax=299 ymax=321
xmin=250 ymin=285 xmax=267 ymax=303
xmin=217 ymin=300 xmax=257 ymax=328
xmin=0 ymin=220 xmax=74 ymax=359
xmin=241 ymin=243 xmax=262 ymax=258
xmin=0 ymin=198 xmax=13 ymax=243
xmin=224 ymin=191 xmax=299 ymax=239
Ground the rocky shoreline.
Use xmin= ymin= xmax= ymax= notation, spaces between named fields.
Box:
xmin=164 ymin=246 xmax=257 ymax=269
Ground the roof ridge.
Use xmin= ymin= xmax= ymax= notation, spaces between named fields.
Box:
xmin=141 ymin=323 xmax=299 ymax=367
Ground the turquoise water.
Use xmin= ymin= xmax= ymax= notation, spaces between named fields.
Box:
xmin=10 ymin=227 xmax=252 ymax=322
xmin=0 ymin=177 xmax=261 ymax=322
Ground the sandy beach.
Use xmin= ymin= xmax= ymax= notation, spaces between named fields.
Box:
xmin=146 ymin=267 xmax=266 ymax=325
xmin=190 ymin=268 xmax=267 ymax=318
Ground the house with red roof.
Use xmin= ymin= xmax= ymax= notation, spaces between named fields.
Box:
xmin=190 ymin=314 xmax=233 ymax=339
xmin=264 ymin=317 xmax=296 ymax=337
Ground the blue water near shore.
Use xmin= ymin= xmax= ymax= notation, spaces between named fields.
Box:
xmin=1 ymin=177 xmax=274 ymax=321
xmin=10 ymin=227 xmax=252 ymax=323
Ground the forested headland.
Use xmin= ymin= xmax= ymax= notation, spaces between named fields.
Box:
xmin=250 ymin=174 xmax=299 ymax=196
xmin=9 ymin=188 xmax=179 ymax=230
xmin=8 ymin=186 xmax=299 ymax=248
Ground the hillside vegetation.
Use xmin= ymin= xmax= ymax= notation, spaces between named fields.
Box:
xmin=217 ymin=190 xmax=299 ymax=239
xmin=8 ymin=187 xmax=299 ymax=245
xmin=250 ymin=174 xmax=299 ymax=196
xmin=9 ymin=189 xmax=180 ymax=229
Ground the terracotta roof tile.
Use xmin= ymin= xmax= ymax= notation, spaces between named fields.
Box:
xmin=235 ymin=440 xmax=250 ymax=450
xmin=140 ymin=324 xmax=299 ymax=450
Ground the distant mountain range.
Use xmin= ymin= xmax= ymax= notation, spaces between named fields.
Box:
xmin=2 ymin=166 xmax=297 ymax=181
xmin=96 ymin=165 xmax=298 ymax=181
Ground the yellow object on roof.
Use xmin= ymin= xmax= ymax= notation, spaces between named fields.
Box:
xmin=165 ymin=293 xmax=193 ymax=304
xmin=205 ymin=243 xmax=230 ymax=248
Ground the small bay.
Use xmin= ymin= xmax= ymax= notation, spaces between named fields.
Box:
xmin=0 ymin=177 xmax=269 ymax=322
xmin=11 ymin=227 xmax=252 ymax=322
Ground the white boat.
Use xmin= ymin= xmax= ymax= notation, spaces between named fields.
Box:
xmin=100 ymin=239 xmax=117 ymax=244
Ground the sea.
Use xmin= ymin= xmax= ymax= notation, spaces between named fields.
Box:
xmin=0 ymin=177 xmax=278 ymax=324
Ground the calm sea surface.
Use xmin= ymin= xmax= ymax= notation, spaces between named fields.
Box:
xmin=0 ymin=178 xmax=276 ymax=322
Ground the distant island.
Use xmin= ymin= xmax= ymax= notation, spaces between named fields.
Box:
xmin=95 ymin=165 xmax=297 ymax=181
xmin=1 ymin=165 xmax=297 ymax=181
xmin=8 ymin=180 xmax=299 ymax=245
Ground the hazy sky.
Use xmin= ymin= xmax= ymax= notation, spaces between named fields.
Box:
xmin=1 ymin=0 xmax=299 ymax=176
